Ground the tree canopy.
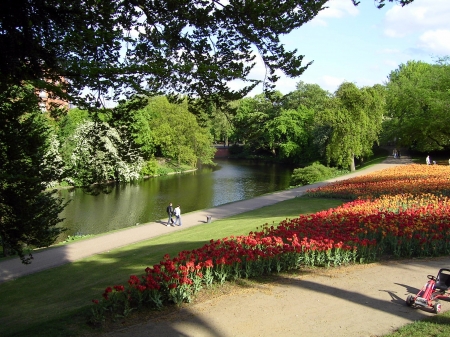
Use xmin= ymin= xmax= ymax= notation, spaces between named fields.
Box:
xmin=385 ymin=59 xmax=450 ymax=152
xmin=1 ymin=0 xmax=414 ymax=108
xmin=315 ymin=82 xmax=385 ymax=171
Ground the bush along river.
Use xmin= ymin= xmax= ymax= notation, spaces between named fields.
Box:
xmin=56 ymin=159 xmax=294 ymax=242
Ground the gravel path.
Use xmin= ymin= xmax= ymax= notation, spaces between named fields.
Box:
xmin=102 ymin=257 xmax=450 ymax=337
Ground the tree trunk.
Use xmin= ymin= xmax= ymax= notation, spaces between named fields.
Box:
xmin=350 ymin=154 xmax=356 ymax=172
xmin=1 ymin=235 xmax=11 ymax=258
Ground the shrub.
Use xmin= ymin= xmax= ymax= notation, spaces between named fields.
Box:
xmin=291 ymin=162 xmax=346 ymax=186
xmin=141 ymin=159 xmax=159 ymax=177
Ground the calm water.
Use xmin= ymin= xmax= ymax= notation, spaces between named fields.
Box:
xmin=56 ymin=159 xmax=293 ymax=241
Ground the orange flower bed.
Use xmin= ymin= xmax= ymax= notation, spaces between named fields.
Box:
xmin=306 ymin=164 xmax=450 ymax=199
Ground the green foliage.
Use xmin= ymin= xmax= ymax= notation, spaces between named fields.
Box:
xmin=290 ymin=162 xmax=349 ymax=186
xmin=233 ymin=92 xmax=297 ymax=157
xmin=384 ymin=59 xmax=450 ymax=152
xmin=315 ymin=82 xmax=385 ymax=171
xmin=231 ymin=84 xmax=332 ymax=164
xmin=282 ymin=81 xmax=331 ymax=111
xmin=156 ymin=167 xmax=172 ymax=176
xmin=140 ymin=158 xmax=159 ymax=177
xmin=57 ymin=108 xmax=90 ymax=140
xmin=107 ymin=98 xmax=156 ymax=161
xmin=137 ymin=96 xmax=215 ymax=167
xmin=0 ymin=85 xmax=66 ymax=263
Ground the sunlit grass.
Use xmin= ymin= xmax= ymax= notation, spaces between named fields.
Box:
xmin=385 ymin=314 xmax=450 ymax=337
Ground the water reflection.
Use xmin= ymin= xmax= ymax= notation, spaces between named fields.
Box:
xmin=58 ymin=159 xmax=293 ymax=241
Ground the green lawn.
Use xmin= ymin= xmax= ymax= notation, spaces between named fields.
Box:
xmin=0 ymin=197 xmax=343 ymax=337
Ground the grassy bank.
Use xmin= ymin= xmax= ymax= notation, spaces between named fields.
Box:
xmin=0 ymin=197 xmax=343 ymax=337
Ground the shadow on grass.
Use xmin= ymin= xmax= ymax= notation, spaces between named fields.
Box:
xmin=0 ymin=239 xmax=212 ymax=337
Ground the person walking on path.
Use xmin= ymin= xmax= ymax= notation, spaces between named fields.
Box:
xmin=426 ymin=155 xmax=431 ymax=165
xmin=173 ymin=205 xmax=182 ymax=226
xmin=166 ymin=202 xmax=174 ymax=226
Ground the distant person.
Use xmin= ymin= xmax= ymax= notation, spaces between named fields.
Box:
xmin=393 ymin=149 xmax=397 ymax=158
xmin=397 ymin=150 xmax=401 ymax=159
xmin=426 ymin=155 xmax=431 ymax=165
xmin=166 ymin=202 xmax=174 ymax=226
xmin=173 ymin=205 xmax=182 ymax=226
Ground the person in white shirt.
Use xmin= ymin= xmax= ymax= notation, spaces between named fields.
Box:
xmin=173 ymin=205 xmax=182 ymax=226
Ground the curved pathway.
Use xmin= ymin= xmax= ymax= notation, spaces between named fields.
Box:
xmin=103 ymin=257 xmax=450 ymax=337
xmin=0 ymin=158 xmax=413 ymax=284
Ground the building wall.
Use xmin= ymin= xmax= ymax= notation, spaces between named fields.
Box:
xmin=37 ymin=78 xmax=70 ymax=112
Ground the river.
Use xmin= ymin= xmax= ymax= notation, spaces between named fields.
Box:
xmin=56 ymin=159 xmax=294 ymax=241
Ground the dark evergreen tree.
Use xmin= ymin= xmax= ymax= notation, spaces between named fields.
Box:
xmin=0 ymin=85 xmax=66 ymax=263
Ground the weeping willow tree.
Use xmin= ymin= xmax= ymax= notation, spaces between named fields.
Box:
xmin=316 ymin=82 xmax=385 ymax=171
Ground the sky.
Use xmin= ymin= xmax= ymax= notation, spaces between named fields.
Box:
xmin=238 ymin=0 xmax=450 ymax=96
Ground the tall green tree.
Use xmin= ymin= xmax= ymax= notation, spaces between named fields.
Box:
xmin=384 ymin=59 xmax=450 ymax=152
xmin=234 ymin=92 xmax=284 ymax=155
xmin=281 ymin=81 xmax=332 ymax=163
xmin=136 ymin=96 xmax=215 ymax=167
xmin=316 ymin=82 xmax=385 ymax=171
xmin=282 ymin=81 xmax=331 ymax=111
xmin=0 ymin=85 xmax=65 ymax=262
xmin=266 ymin=106 xmax=314 ymax=162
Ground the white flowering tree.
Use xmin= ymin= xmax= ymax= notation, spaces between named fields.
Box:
xmin=66 ymin=121 xmax=143 ymax=187
xmin=41 ymin=134 xmax=65 ymax=188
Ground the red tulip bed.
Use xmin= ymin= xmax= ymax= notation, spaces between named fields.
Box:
xmin=91 ymin=164 xmax=450 ymax=323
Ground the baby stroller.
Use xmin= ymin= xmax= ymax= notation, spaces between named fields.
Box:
xmin=406 ymin=268 xmax=450 ymax=314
